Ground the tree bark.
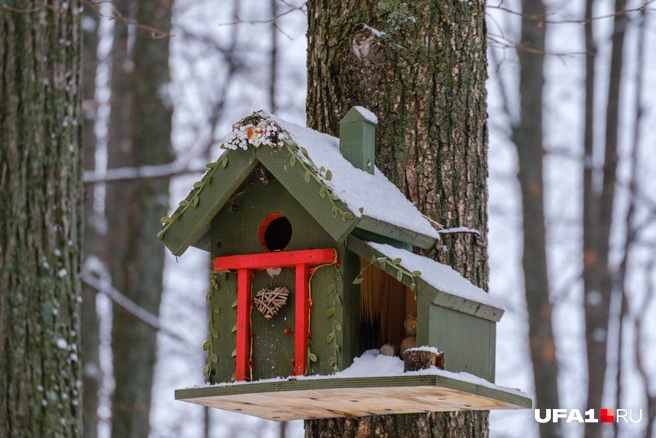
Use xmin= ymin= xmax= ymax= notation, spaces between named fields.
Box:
xmin=0 ymin=1 xmax=83 ymax=436
xmin=106 ymin=1 xmax=175 ymax=436
xmin=306 ymin=0 xmax=489 ymax=435
xmin=81 ymin=5 xmax=101 ymax=437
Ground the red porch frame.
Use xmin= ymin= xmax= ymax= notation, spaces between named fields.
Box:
xmin=214 ymin=249 xmax=336 ymax=381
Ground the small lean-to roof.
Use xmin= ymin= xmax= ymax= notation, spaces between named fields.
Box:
xmin=346 ymin=237 xmax=504 ymax=322
xmin=158 ymin=111 xmax=440 ymax=256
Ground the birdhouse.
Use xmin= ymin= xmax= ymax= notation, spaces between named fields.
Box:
xmin=159 ymin=108 xmax=531 ymax=420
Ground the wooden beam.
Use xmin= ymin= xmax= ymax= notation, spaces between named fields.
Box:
xmin=214 ymin=249 xmax=335 ymax=271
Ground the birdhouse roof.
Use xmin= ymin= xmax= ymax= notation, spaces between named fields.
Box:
xmin=159 ymin=111 xmax=440 ymax=257
xmin=346 ymin=237 xmax=503 ymax=321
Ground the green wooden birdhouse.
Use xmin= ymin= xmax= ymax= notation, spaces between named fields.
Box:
xmin=160 ymin=107 xmax=531 ymax=420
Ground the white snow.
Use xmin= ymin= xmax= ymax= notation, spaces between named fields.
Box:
xmin=353 ymin=106 xmax=379 ymax=124
xmin=267 ymin=114 xmax=440 ymax=241
xmin=362 ymin=25 xmax=385 ymax=38
xmin=190 ymin=348 xmax=528 ymax=399
xmin=366 ymin=241 xmax=503 ymax=309
xmin=56 ymin=338 xmax=68 ymax=349
xmin=406 ymin=346 xmax=442 ymax=355
xmin=437 ymin=226 xmax=480 ymax=236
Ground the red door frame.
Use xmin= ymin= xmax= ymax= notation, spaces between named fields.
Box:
xmin=214 ymin=249 xmax=336 ymax=381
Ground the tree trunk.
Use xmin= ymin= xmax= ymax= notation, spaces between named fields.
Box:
xmin=306 ymin=0 xmax=489 ymax=435
xmin=583 ymin=1 xmax=625 ymax=437
xmin=0 ymin=1 xmax=83 ymax=436
xmin=106 ymin=1 xmax=175 ymax=436
xmin=81 ymin=5 xmax=101 ymax=437
xmin=511 ymin=2 xmax=561 ymax=438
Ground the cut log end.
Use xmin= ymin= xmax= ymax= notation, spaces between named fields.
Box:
xmin=403 ymin=349 xmax=445 ymax=373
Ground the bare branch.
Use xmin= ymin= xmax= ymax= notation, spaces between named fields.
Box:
xmin=487 ymin=1 xmax=656 ymax=25
xmin=84 ymin=0 xmax=173 ymax=39
xmin=82 ymin=273 xmax=187 ymax=344
xmin=217 ymin=3 xmax=306 ymax=26
xmin=83 ymin=160 xmax=207 ymax=184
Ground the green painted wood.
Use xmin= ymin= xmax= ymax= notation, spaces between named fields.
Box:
xmin=356 ymin=216 xmax=436 ymax=250
xmin=350 ymin=227 xmax=412 ymax=250
xmin=210 ymin=171 xmax=347 ymax=382
xmin=209 ymin=272 xmax=238 ymax=384
xmin=339 ymin=107 xmax=376 ymax=175
xmin=346 ymin=236 xmax=503 ymax=322
xmin=256 ymin=146 xmax=359 ymax=243
xmin=331 ymin=247 xmax=361 ymax=373
xmin=174 ymin=375 xmax=532 ymax=410
xmin=160 ymin=148 xmax=257 ymax=256
xmin=421 ymin=303 xmax=496 ymax=382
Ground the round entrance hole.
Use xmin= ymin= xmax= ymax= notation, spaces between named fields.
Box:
xmin=258 ymin=214 xmax=292 ymax=252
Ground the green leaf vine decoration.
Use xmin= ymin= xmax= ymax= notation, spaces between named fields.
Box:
xmin=203 ymin=272 xmax=225 ymax=379
xmin=353 ymin=256 xmax=421 ymax=299
xmin=284 ymin=143 xmax=355 ymax=222
xmin=325 ymin=267 xmax=343 ymax=373
xmin=157 ymin=150 xmax=230 ymax=240
xmin=158 ymin=112 xmax=357 ymax=242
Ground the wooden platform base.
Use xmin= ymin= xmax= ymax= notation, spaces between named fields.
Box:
xmin=175 ymin=375 xmax=532 ymax=421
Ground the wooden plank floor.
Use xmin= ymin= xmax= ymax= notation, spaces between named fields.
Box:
xmin=175 ymin=375 xmax=532 ymax=421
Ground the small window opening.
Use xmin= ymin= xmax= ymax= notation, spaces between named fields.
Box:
xmin=258 ymin=214 xmax=292 ymax=252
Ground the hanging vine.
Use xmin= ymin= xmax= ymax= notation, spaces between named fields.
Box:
xmin=284 ymin=142 xmax=355 ymax=222
xmin=324 ymin=266 xmax=343 ymax=373
xmin=158 ymin=150 xmax=230 ymax=240
xmin=354 ymin=255 xmax=421 ymax=299
xmin=202 ymin=272 xmax=225 ymax=379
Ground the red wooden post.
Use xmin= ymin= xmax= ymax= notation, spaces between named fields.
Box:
xmin=235 ymin=268 xmax=251 ymax=381
xmin=294 ymin=264 xmax=309 ymax=376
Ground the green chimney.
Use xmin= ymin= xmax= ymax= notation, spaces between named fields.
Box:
xmin=339 ymin=106 xmax=377 ymax=175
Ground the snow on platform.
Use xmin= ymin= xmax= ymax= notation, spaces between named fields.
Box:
xmin=175 ymin=350 xmax=531 ymax=421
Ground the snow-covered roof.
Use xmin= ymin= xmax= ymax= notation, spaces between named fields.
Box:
xmin=366 ymin=241 xmax=502 ymax=311
xmin=159 ymin=110 xmax=442 ymax=255
xmin=269 ymin=113 xmax=439 ymax=243
xmin=352 ymin=106 xmax=378 ymax=124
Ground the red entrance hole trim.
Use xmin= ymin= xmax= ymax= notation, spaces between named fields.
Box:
xmin=258 ymin=213 xmax=284 ymax=252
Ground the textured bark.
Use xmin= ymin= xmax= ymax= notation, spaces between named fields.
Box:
xmin=0 ymin=1 xmax=83 ymax=436
xmin=81 ymin=5 xmax=101 ymax=437
xmin=511 ymin=2 xmax=561 ymax=438
xmin=106 ymin=1 xmax=175 ymax=436
xmin=306 ymin=0 xmax=489 ymax=435
xmin=583 ymin=1 xmax=625 ymax=437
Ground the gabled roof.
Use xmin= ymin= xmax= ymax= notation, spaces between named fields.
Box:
xmin=158 ymin=111 xmax=440 ymax=256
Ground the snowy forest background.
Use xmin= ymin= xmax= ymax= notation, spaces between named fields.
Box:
xmin=78 ymin=0 xmax=656 ymax=437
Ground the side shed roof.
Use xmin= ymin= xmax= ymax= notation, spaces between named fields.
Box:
xmin=346 ymin=236 xmax=504 ymax=322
